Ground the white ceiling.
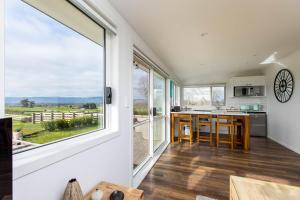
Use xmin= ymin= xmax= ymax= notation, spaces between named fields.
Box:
xmin=110 ymin=0 xmax=300 ymax=85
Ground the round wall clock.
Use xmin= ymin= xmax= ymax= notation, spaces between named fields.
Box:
xmin=274 ymin=69 xmax=294 ymax=103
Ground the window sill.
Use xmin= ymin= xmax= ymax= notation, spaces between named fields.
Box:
xmin=13 ymin=128 xmax=119 ymax=180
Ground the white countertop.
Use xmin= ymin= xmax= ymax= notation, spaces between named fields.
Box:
xmin=171 ymin=110 xmax=250 ymax=116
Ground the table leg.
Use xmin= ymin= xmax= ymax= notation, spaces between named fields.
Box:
xmin=244 ymin=116 xmax=250 ymax=151
xmin=171 ymin=113 xmax=174 ymax=143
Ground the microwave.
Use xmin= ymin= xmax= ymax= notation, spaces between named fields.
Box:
xmin=234 ymin=86 xmax=264 ymax=97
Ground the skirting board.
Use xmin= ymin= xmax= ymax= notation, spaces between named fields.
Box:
xmin=267 ymin=135 xmax=300 ymax=155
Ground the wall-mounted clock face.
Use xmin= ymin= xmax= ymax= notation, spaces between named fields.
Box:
xmin=274 ymin=69 xmax=294 ymax=103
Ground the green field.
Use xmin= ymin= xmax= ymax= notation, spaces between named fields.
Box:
xmin=6 ymin=105 xmax=103 ymax=145
xmin=23 ymin=125 xmax=100 ymax=144
xmin=13 ymin=120 xmax=45 ymax=136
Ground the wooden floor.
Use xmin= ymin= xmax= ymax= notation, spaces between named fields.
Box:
xmin=138 ymin=137 xmax=300 ymax=200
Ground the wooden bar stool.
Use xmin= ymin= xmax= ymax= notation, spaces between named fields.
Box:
xmin=178 ymin=114 xmax=193 ymax=144
xmin=216 ymin=115 xmax=234 ymax=149
xmin=233 ymin=117 xmax=244 ymax=147
xmin=197 ymin=114 xmax=213 ymax=145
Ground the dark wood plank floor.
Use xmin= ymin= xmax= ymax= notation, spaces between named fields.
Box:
xmin=138 ymin=137 xmax=300 ymax=200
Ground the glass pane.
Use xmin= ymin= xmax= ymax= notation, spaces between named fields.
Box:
xmin=133 ymin=65 xmax=149 ymax=124
xmin=153 ymin=73 xmax=165 ymax=151
xmin=23 ymin=0 xmax=104 ymax=46
xmin=5 ymin=0 xmax=105 ymax=152
xmin=176 ymin=86 xmax=181 ymax=106
xmin=133 ymin=122 xmax=150 ymax=170
xmin=153 ymin=118 xmax=165 ymax=151
xmin=212 ymin=86 xmax=225 ymax=106
xmin=153 ymin=74 xmax=165 ymax=116
xmin=172 ymin=83 xmax=176 ymax=106
xmin=183 ymin=87 xmax=211 ymax=107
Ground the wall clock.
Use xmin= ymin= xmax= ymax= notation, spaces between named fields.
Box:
xmin=274 ymin=69 xmax=294 ymax=103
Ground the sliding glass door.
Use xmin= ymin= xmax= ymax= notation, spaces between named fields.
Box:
xmin=133 ymin=64 xmax=150 ymax=171
xmin=153 ymin=72 xmax=166 ymax=151
xmin=132 ymin=55 xmax=166 ymax=172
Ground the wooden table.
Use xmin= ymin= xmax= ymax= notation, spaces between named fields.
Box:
xmin=83 ymin=182 xmax=144 ymax=200
xmin=230 ymin=176 xmax=300 ymax=200
xmin=170 ymin=111 xmax=251 ymax=151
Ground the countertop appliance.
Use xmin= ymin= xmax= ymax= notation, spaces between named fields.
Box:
xmin=171 ymin=106 xmax=181 ymax=112
xmin=0 ymin=118 xmax=12 ymax=200
xmin=248 ymin=112 xmax=267 ymax=137
xmin=234 ymin=86 xmax=265 ymax=97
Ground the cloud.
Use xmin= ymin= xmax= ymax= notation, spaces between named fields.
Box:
xmin=5 ymin=0 xmax=105 ymax=97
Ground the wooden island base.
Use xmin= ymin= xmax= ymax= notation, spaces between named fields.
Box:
xmin=171 ymin=111 xmax=251 ymax=151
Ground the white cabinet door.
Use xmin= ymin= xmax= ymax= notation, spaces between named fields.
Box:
xmin=230 ymin=76 xmax=266 ymax=87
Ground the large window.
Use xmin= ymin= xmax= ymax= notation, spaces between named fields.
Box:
xmin=171 ymin=81 xmax=180 ymax=106
xmin=5 ymin=0 xmax=106 ymax=152
xmin=132 ymin=63 xmax=150 ymax=170
xmin=153 ymin=72 xmax=166 ymax=151
xmin=212 ymin=86 xmax=225 ymax=106
xmin=132 ymin=54 xmax=166 ymax=172
xmin=183 ymin=86 xmax=225 ymax=108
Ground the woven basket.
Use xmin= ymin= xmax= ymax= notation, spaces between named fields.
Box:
xmin=63 ymin=179 xmax=84 ymax=200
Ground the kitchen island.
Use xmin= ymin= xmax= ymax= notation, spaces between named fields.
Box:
xmin=171 ymin=111 xmax=251 ymax=151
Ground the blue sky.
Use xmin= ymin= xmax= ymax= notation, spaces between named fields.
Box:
xmin=5 ymin=0 xmax=104 ymax=97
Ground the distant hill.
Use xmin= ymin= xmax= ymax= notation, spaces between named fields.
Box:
xmin=5 ymin=97 xmax=103 ymax=105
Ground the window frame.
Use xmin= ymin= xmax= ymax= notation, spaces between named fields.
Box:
xmin=0 ymin=0 xmax=4 ymax=118
xmin=5 ymin=0 xmax=109 ymax=154
xmin=13 ymin=28 xmax=118 ymax=180
xmin=175 ymin=85 xmax=181 ymax=106
xmin=183 ymin=84 xmax=226 ymax=107
xmin=171 ymin=81 xmax=180 ymax=106
xmin=5 ymin=0 xmax=120 ymax=180
xmin=132 ymin=50 xmax=168 ymax=175
xmin=211 ymin=85 xmax=226 ymax=106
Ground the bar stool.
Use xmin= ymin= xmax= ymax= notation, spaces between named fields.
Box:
xmin=233 ymin=118 xmax=244 ymax=147
xmin=178 ymin=114 xmax=193 ymax=144
xmin=197 ymin=114 xmax=213 ymax=145
xmin=216 ymin=115 xmax=234 ymax=149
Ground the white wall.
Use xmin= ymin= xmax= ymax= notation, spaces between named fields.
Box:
xmin=264 ymin=50 xmax=300 ymax=154
xmin=0 ymin=0 xmax=177 ymax=199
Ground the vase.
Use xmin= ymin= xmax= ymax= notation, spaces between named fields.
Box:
xmin=63 ymin=179 xmax=84 ymax=200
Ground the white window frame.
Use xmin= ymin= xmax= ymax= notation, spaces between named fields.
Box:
xmin=183 ymin=84 xmax=226 ymax=107
xmin=152 ymin=71 xmax=166 ymax=152
xmin=132 ymin=50 xmax=168 ymax=176
xmin=175 ymin=85 xmax=181 ymax=106
xmin=0 ymin=1 xmax=4 ymax=117
xmin=3 ymin=0 xmax=120 ymax=179
xmin=211 ymin=85 xmax=226 ymax=106
xmin=171 ymin=81 xmax=181 ymax=106
xmin=7 ymin=0 xmax=109 ymax=153
xmin=132 ymin=62 xmax=151 ymax=175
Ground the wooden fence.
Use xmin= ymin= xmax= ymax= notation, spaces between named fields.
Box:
xmin=32 ymin=112 xmax=103 ymax=124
